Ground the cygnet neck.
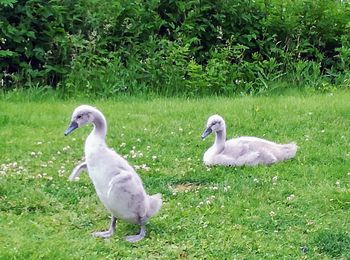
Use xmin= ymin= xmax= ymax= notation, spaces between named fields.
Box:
xmin=214 ymin=127 xmax=226 ymax=151
xmin=91 ymin=110 xmax=107 ymax=141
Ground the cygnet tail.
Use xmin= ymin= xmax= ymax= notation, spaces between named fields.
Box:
xmin=146 ymin=193 xmax=162 ymax=218
xmin=281 ymin=142 xmax=298 ymax=160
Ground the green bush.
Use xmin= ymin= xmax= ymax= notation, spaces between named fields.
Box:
xmin=1 ymin=0 xmax=350 ymax=96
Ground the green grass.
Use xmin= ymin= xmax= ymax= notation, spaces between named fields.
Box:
xmin=0 ymin=92 xmax=349 ymax=259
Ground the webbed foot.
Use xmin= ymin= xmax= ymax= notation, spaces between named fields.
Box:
xmin=124 ymin=224 xmax=146 ymax=243
xmin=92 ymin=216 xmax=117 ymax=239
xmin=124 ymin=233 xmax=145 ymax=243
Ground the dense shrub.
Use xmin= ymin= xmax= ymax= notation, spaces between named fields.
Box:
xmin=1 ymin=0 xmax=350 ymax=96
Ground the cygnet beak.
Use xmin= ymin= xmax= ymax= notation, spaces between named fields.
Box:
xmin=64 ymin=121 xmax=78 ymax=136
xmin=201 ymin=127 xmax=212 ymax=139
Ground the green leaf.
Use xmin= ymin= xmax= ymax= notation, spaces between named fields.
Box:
xmin=0 ymin=50 xmax=17 ymax=57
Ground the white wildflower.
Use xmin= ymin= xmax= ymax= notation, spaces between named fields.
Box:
xmin=287 ymin=194 xmax=295 ymax=201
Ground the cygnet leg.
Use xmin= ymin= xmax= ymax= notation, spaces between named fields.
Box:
xmin=92 ymin=216 xmax=117 ymax=238
xmin=69 ymin=161 xmax=87 ymax=181
xmin=125 ymin=217 xmax=147 ymax=243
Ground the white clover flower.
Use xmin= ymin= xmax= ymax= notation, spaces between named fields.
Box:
xmin=136 ymin=138 xmax=141 ymax=142
xmin=30 ymin=152 xmax=36 ymax=157
xmin=120 ymin=142 xmax=126 ymax=147
xmin=62 ymin=146 xmax=70 ymax=152
xmin=152 ymin=155 xmax=157 ymax=160
xmin=287 ymin=194 xmax=295 ymax=201
xmin=141 ymin=164 xmax=150 ymax=171
xmin=36 ymin=141 xmax=43 ymax=145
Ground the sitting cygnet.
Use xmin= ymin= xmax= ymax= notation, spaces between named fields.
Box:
xmin=64 ymin=105 xmax=162 ymax=243
xmin=201 ymin=115 xmax=297 ymax=166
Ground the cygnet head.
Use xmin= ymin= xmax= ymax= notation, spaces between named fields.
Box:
xmin=201 ymin=114 xmax=226 ymax=139
xmin=64 ymin=105 xmax=98 ymax=136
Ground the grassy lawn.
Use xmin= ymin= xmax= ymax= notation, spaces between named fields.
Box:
xmin=0 ymin=92 xmax=349 ymax=259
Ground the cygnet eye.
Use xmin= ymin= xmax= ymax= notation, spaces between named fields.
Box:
xmin=77 ymin=115 xmax=82 ymax=119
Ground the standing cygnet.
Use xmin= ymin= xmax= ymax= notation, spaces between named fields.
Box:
xmin=201 ymin=115 xmax=297 ymax=166
xmin=64 ymin=105 xmax=162 ymax=243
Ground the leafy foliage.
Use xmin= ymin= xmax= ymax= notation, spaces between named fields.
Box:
xmin=1 ymin=0 xmax=350 ymax=96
